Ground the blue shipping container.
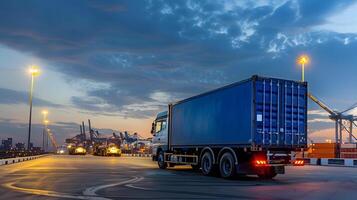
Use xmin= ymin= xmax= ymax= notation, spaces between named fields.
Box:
xmin=169 ymin=75 xmax=307 ymax=148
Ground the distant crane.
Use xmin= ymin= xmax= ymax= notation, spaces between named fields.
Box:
xmin=47 ymin=130 xmax=58 ymax=150
xmin=308 ymin=93 xmax=357 ymax=157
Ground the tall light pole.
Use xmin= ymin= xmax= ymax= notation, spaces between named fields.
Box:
xmin=27 ymin=65 xmax=40 ymax=150
xmin=297 ymin=55 xmax=310 ymax=82
xmin=42 ymin=110 xmax=48 ymax=151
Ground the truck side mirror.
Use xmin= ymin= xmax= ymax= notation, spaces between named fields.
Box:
xmin=151 ymin=122 xmax=155 ymax=134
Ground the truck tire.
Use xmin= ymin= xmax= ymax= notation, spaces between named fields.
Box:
xmin=257 ymin=168 xmax=277 ymax=179
xmin=157 ymin=151 xmax=167 ymax=169
xmin=201 ymin=152 xmax=215 ymax=176
xmin=219 ymin=152 xmax=236 ymax=179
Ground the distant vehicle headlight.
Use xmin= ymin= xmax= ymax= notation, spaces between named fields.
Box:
xmin=59 ymin=150 xmax=65 ymax=154
xmin=108 ymin=147 xmax=120 ymax=154
xmin=75 ymin=147 xmax=85 ymax=153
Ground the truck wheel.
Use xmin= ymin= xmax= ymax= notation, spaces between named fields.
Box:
xmin=201 ymin=152 xmax=215 ymax=175
xmin=157 ymin=151 xmax=167 ymax=169
xmin=219 ymin=152 xmax=236 ymax=179
xmin=257 ymin=168 xmax=277 ymax=179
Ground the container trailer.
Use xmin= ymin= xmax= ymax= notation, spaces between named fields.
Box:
xmin=151 ymin=75 xmax=308 ymax=179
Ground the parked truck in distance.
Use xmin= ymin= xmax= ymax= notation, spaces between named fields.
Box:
xmin=151 ymin=75 xmax=307 ymax=179
xmin=67 ymin=143 xmax=86 ymax=155
xmin=93 ymin=134 xmax=122 ymax=157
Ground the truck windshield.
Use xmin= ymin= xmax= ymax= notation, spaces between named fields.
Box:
xmin=162 ymin=121 xmax=167 ymax=130
xmin=155 ymin=120 xmax=167 ymax=133
xmin=155 ymin=121 xmax=162 ymax=133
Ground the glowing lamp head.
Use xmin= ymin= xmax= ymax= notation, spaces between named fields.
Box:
xmin=297 ymin=55 xmax=310 ymax=65
xmin=42 ymin=110 xmax=48 ymax=115
xmin=29 ymin=65 xmax=40 ymax=76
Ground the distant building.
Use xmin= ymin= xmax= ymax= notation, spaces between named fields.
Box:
xmin=1 ymin=138 xmax=12 ymax=151
xmin=15 ymin=142 xmax=25 ymax=151
xmin=31 ymin=147 xmax=42 ymax=153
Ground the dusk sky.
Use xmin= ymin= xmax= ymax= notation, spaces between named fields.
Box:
xmin=1 ymin=0 xmax=357 ymax=146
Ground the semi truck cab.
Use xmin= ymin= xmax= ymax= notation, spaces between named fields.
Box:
xmin=151 ymin=111 xmax=168 ymax=161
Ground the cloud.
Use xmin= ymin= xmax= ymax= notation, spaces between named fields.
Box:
xmin=0 ymin=0 xmax=357 ymax=122
xmin=308 ymin=118 xmax=332 ymax=123
xmin=0 ymin=87 xmax=61 ymax=107
xmin=314 ymin=2 xmax=357 ymax=33
xmin=309 ymin=128 xmax=335 ymax=143
xmin=308 ymin=109 xmax=329 ymax=116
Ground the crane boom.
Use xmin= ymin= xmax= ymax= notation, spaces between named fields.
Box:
xmin=47 ymin=131 xmax=58 ymax=149
xmin=341 ymin=102 xmax=357 ymax=114
xmin=308 ymin=93 xmax=337 ymax=116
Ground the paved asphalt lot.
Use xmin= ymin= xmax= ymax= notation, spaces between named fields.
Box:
xmin=1 ymin=155 xmax=357 ymax=200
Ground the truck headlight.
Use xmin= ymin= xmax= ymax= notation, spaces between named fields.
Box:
xmin=75 ymin=147 xmax=85 ymax=153
xmin=109 ymin=147 xmax=119 ymax=154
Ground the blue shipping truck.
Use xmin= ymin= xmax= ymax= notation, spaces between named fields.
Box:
xmin=151 ymin=75 xmax=307 ymax=179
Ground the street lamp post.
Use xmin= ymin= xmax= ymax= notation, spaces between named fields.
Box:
xmin=27 ymin=66 xmax=40 ymax=150
xmin=297 ymin=55 xmax=310 ymax=82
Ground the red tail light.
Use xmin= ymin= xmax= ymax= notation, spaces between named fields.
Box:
xmin=293 ymin=160 xmax=304 ymax=166
xmin=255 ymin=160 xmax=267 ymax=166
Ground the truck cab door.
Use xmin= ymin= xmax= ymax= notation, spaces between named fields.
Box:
xmin=152 ymin=119 xmax=168 ymax=155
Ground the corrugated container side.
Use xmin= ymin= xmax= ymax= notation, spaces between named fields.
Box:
xmin=340 ymin=148 xmax=357 ymax=152
xmin=312 ymin=143 xmax=337 ymax=148
xmin=340 ymin=153 xmax=357 ymax=159
xmin=341 ymin=144 xmax=357 ymax=148
xmin=170 ymin=80 xmax=253 ymax=147
xmin=169 ymin=75 xmax=307 ymax=148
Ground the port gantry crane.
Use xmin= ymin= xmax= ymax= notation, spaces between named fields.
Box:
xmin=48 ymin=131 xmax=58 ymax=150
xmin=308 ymin=93 xmax=357 ymax=157
xmin=46 ymin=129 xmax=58 ymax=151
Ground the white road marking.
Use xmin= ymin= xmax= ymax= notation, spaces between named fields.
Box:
xmin=82 ymin=176 xmax=144 ymax=196
xmin=3 ymin=182 xmax=110 ymax=200
xmin=3 ymin=176 xmax=145 ymax=199
xmin=125 ymin=184 xmax=152 ymax=191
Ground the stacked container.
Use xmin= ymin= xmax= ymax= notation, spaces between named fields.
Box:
xmin=308 ymin=143 xmax=336 ymax=158
xmin=340 ymin=143 xmax=357 ymax=158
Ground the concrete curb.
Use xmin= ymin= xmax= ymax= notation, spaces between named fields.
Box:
xmin=0 ymin=155 xmax=46 ymax=166
xmin=122 ymin=154 xmax=151 ymax=157
xmin=304 ymin=158 xmax=357 ymax=167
